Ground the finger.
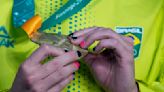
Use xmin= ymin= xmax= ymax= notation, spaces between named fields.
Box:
xmin=69 ymin=27 xmax=98 ymax=37
xmin=94 ymin=39 xmax=132 ymax=57
xmin=25 ymin=44 xmax=65 ymax=65
xmin=69 ymin=35 xmax=86 ymax=46
xmin=47 ymin=75 xmax=73 ymax=92
xmin=82 ymin=29 xmax=132 ymax=52
xmin=68 ymin=27 xmax=101 ymax=45
xmin=120 ymin=36 xmax=134 ymax=51
xmin=83 ymin=53 xmax=97 ymax=67
xmin=35 ymin=62 xmax=80 ymax=91
xmin=31 ymin=50 xmax=81 ymax=81
xmin=122 ymin=36 xmax=134 ymax=46
xmin=46 ymin=50 xmax=81 ymax=67
xmin=81 ymin=28 xmax=121 ymax=48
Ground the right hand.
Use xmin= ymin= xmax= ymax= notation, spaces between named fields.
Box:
xmin=10 ymin=44 xmax=81 ymax=92
xmin=69 ymin=27 xmax=137 ymax=92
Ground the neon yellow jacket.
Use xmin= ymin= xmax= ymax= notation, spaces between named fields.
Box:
xmin=0 ymin=0 xmax=164 ymax=92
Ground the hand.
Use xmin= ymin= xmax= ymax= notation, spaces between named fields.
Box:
xmin=68 ymin=27 xmax=138 ymax=92
xmin=10 ymin=44 xmax=81 ymax=92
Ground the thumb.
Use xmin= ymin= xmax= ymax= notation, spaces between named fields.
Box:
xmin=83 ymin=53 xmax=96 ymax=67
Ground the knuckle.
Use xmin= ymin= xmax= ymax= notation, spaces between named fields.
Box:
xmin=19 ymin=63 xmax=29 ymax=74
xmin=57 ymin=83 xmax=63 ymax=90
xmin=48 ymin=61 xmax=61 ymax=71
xmin=93 ymin=27 xmax=102 ymax=33
xmin=123 ymin=55 xmax=134 ymax=64
xmin=20 ymin=61 xmax=38 ymax=75
xmin=115 ymin=34 xmax=121 ymax=39
xmin=126 ymin=37 xmax=134 ymax=44
xmin=107 ymin=30 xmax=120 ymax=39
xmin=112 ymin=40 xmax=119 ymax=46
xmin=129 ymin=45 xmax=134 ymax=50
xmin=57 ymin=71 xmax=65 ymax=77
xmin=106 ymin=28 xmax=114 ymax=33
xmin=26 ymin=75 xmax=35 ymax=85
xmin=40 ymin=44 xmax=50 ymax=51
xmin=51 ymin=60 xmax=60 ymax=66
xmin=32 ymin=84 xmax=45 ymax=92
xmin=90 ymin=34 xmax=97 ymax=40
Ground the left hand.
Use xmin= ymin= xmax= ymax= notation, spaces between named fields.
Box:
xmin=68 ymin=27 xmax=138 ymax=92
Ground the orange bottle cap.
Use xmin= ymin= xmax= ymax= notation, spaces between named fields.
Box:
xmin=21 ymin=15 xmax=42 ymax=38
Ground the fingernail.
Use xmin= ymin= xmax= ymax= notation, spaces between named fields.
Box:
xmin=72 ymin=36 xmax=78 ymax=40
xmin=68 ymin=33 xmax=78 ymax=40
xmin=77 ymin=51 xmax=82 ymax=57
xmin=73 ymin=62 xmax=80 ymax=69
xmin=64 ymin=48 xmax=69 ymax=52
xmin=68 ymin=33 xmax=74 ymax=37
xmin=80 ymin=41 xmax=86 ymax=48
xmin=93 ymin=47 xmax=96 ymax=51
xmin=64 ymin=49 xmax=68 ymax=52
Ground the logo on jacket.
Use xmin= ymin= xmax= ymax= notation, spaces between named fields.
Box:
xmin=116 ymin=27 xmax=143 ymax=59
xmin=0 ymin=26 xmax=15 ymax=48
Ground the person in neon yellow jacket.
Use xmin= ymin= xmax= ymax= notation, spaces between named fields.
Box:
xmin=0 ymin=0 xmax=164 ymax=92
